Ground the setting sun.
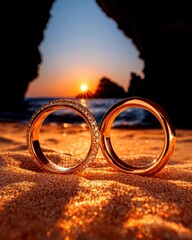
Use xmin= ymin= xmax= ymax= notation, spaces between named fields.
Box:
xmin=80 ymin=84 xmax=88 ymax=92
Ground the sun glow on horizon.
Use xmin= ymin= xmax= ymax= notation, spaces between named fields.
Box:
xmin=80 ymin=84 xmax=88 ymax=92
xmin=25 ymin=0 xmax=144 ymax=98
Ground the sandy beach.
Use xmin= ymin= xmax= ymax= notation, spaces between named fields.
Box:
xmin=0 ymin=122 xmax=192 ymax=239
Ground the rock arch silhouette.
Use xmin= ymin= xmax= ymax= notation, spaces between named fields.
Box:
xmin=1 ymin=0 xmax=192 ymax=128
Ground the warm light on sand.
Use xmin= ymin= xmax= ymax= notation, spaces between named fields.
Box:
xmin=80 ymin=84 xmax=88 ymax=92
xmin=0 ymin=122 xmax=192 ymax=239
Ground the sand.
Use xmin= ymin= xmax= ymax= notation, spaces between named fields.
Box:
xmin=0 ymin=122 xmax=191 ymax=240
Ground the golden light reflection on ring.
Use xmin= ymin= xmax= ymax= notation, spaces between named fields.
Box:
xmin=110 ymin=109 xmax=164 ymax=167
xmin=39 ymin=110 xmax=92 ymax=168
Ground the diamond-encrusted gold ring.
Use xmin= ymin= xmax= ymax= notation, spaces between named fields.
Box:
xmin=99 ymin=97 xmax=176 ymax=176
xmin=26 ymin=99 xmax=100 ymax=174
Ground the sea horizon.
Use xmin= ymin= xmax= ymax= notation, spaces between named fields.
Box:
xmin=0 ymin=97 xmax=160 ymax=128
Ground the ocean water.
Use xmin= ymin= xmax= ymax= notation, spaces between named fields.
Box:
xmin=0 ymin=97 xmax=160 ymax=128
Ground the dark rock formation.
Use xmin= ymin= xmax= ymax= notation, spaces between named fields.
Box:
xmin=96 ymin=0 xmax=192 ymax=128
xmin=126 ymin=72 xmax=144 ymax=97
xmin=93 ymin=77 xmax=126 ymax=98
xmin=76 ymin=77 xmax=126 ymax=99
xmin=1 ymin=0 xmax=54 ymax=111
xmin=1 ymin=0 xmax=192 ymax=128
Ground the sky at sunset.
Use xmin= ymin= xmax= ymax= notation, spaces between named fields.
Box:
xmin=26 ymin=0 xmax=144 ymax=98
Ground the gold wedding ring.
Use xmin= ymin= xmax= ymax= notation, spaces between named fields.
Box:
xmin=99 ymin=97 xmax=176 ymax=176
xmin=26 ymin=99 xmax=100 ymax=174
xmin=27 ymin=97 xmax=176 ymax=176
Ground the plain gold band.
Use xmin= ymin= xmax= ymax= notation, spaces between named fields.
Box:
xmin=26 ymin=99 xmax=100 ymax=174
xmin=99 ymin=97 xmax=176 ymax=176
